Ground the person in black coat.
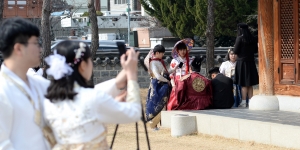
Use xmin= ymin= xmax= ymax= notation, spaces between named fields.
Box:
xmin=233 ymin=23 xmax=259 ymax=107
xmin=209 ymin=67 xmax=234 ymax=109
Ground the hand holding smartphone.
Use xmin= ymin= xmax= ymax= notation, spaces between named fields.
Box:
xmin=116 ymin=41 xmax=127 ymax=58
xmin=117 ymin=41 xmax=148 ymax=71
xmin=178 ymin=62 xmax=184 ymax=68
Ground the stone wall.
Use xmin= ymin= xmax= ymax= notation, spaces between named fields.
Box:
xmin=93 ymin=59 xmax=151 ymax=88
xmin=92 ymin=55 xmax=259 ymax=88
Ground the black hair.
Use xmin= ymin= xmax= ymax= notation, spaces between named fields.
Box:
xmin=153 ymin=44 xmax=165 ymax=54
xmin=0 ymin=59 xmax=2 ymax=69
xmin=208 ymin=67 xmax=220 ymax=74
xmin=45 ymin=40 xmax=93 ymax=102
xmin=191 ymin=56 xmax=203 ymax=72
xmin=176 ymin=42 xmax=187 ymax=50
xmin=33 ymin=66 xmax=40 ymax=72
xmin=0 ymin=17 xmax=40 ymax=59
xmin=237 ymin=23 xmax=254 ymax=44
xmin=225 ymin=48 xmax=235 ymax=61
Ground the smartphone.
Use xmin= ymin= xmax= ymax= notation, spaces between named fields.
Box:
xmin=116 ymin=41 xmax=148 ymax=71
xmin=116 ymin=41 xmax=127 ymax=57
xmin=178 ymin=62 xmax=184 ymax=68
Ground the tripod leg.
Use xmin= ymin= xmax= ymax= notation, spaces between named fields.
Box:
xmin=110 ymin=124 xmax=119 ymax=149
xmin=141 ymin=106 xmax=151 ymax=150
xmin=142 ymin=118 xmax=151 ymax=150
xmin=136 ymin=122 xmax=139 ymax=150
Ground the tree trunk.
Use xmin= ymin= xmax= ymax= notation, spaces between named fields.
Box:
xmin=0 ymin=0 xmax=4 ymax=23
xmin=205 ymin=0 xmax=215 ymax=76
xmin=41 ymin=0 xmax=51 ymax=78
xmin=88 ymin=0 xmax=99 ymax=85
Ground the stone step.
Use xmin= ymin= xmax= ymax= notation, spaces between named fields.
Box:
xmin=161 ymin=109 xmax=300 ymax=149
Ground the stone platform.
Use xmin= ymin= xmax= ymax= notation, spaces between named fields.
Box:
xmin=161 ymin=109 xmax=300 ymax=149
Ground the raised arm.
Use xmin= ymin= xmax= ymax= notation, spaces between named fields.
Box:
xmin=95 ymin=68 xmax=128 ymax=98
xmin=96 ymin=48 xmax=142 ymax=123
xmin=95 ymin=80 xmax=141 ymax=124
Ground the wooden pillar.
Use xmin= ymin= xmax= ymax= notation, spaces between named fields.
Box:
xmin=258 ymin=0 xmax=274 ymax=95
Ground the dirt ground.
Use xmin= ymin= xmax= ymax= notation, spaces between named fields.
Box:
xmin=106 ymin=89 xmax=295 ymax=150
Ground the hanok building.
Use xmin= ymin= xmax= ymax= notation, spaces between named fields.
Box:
xmin=3 ymin=0 xmax=43 ymax=18
xmin=251 ymin=0 xmax=300 ymax=111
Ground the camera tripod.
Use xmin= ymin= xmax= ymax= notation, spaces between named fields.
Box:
xmin=110 ymin=104 xmax=151 ymax=150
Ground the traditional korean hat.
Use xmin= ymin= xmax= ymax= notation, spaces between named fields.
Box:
xmin=171 ymin=38 xmax=194 ymax=59
xmin=171 ymin=38 xmax=194 ymax=74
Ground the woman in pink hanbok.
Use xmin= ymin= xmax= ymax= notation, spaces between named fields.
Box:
xmin=167 ymin=38 xmax=194 ymax=110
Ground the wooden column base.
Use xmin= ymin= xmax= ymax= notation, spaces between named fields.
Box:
xmin=249 ymin=95 xmax=279 ymax=110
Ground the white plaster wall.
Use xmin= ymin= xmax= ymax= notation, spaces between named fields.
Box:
xmin=110 ymin=0 xmax=128 ymax=15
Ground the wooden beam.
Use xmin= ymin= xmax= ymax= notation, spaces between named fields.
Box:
xmin=258 ymin=0 xmax=274 ymax=95
xmin=274 ymin=84 xmax=300 ymax=96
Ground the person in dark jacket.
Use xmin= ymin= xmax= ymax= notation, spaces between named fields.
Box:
xmin=209 ymin=67 xmax=234 ymax=109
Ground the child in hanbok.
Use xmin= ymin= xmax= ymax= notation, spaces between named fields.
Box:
xmin=144 ymin=45 xmax=171 ymax=130
xmin=43 ymin=40 xmax=141 ymax=150
xmin=167 ymin=38 xmax=194 ymax=110
xmin=219 ymin=48 xmax=242 ymax=107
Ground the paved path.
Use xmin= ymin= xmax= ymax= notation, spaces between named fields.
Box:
xmin=194 ymin=108 xmax=300 ymax=126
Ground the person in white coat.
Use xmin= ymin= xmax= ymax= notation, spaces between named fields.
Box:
xmin=43 ymin=40 xmax=141 ymax=149
xmin=0 ymin=17 xmax=135 ymax=150
xmin=0 ymin=17 xmax=51 ymax=150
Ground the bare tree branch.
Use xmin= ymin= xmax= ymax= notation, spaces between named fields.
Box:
xmin=138 ymin=16 xmax=163 ymax=28
xmin=87 ymin=0 xmax=99 ymax=85
xmin=205 ymin=0 xmax=215 ymax=76
xmin=41 ymin=0 xmax=51 ymax=69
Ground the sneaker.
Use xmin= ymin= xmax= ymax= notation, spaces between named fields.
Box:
xmin=239 ymin=101 xmax=247 ymax=108
xmin=152 ymin=127 xmax=160 ymax=131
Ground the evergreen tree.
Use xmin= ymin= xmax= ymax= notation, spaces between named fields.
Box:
xmin=142 ymin=0 xmax=257 ymax=38
xmin=141 ymin=0 xmax=195 ymax=38
xmin=215 ymin=0 xmax=256 ymax=36
xmin=188 ymin=0 xmax=256 ymax=37
xmin=186 ymin=0 xmax=207 ymax=37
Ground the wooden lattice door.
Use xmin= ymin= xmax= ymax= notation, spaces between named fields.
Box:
xmin=278 ymin=0 xmax=300 ymax=85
